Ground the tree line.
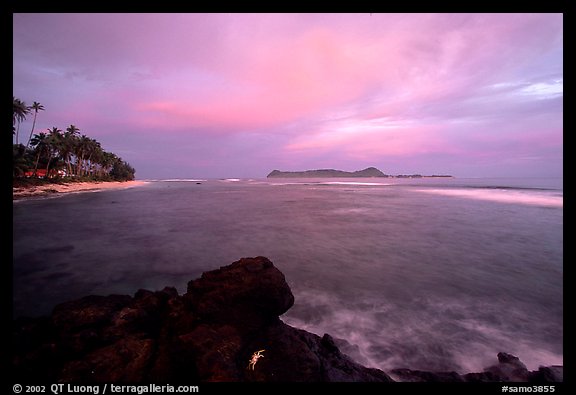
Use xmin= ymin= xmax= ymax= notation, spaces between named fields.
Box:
xmin=13 ymin=97 xmax=135 ymax=181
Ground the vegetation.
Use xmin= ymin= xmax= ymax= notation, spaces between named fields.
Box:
xmin=12 ymin=97 xmax=135 ymax=182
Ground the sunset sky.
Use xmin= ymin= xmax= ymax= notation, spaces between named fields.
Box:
xmin=13 ymin=13 xmax=563 ymax=179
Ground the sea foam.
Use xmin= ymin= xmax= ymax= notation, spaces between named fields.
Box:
xmin=414 ymin=188 xmax=562 ymax=208
xmin=156 ymin=179 xmax=207 ymax=182
xmin=320 ymin=181 xmax=393 ymax=186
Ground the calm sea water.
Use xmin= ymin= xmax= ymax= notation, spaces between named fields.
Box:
xmin=13 ymin=177 xmax=563 ymax=373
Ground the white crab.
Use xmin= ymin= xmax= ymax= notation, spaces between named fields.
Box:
xmin=247 ymin=349 xmax=265 ymax=370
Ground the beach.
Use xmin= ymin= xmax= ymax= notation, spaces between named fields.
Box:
xmin=12 ymin=180 xmax=148 ymax=200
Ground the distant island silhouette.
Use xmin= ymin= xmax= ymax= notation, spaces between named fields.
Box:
xmin=267 ymin=167 xmax=453 ymax=178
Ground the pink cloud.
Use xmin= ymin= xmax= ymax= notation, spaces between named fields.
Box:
xmin=40 ymin=13 xmax=560 ymax=137
xmin=13 ymin=13 xmax=563 ymax=178
xmin=285 ymin=116 xmax=458 ymax=161
xmin=131 ymin=26 xmax=400 ymax=131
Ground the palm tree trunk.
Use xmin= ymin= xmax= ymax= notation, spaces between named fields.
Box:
xmin=45 ymin=148 xmax=52 ymax=179
xmin=66 ymin=156 xmax=72 ymax=177
xmin=33 ymin=150 xmax=42 ymax=176
xmin=86 ymin=153 xmax=93 ymax=176
xmin=80 ymin=156 xmax=86 ymax=176
xmin=26 ymin=112 xmax=38 ymax=149
xmin=76 ymin=156 xmax=83 ymax=176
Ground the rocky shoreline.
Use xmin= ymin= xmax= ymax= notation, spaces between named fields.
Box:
xmin=12 ymin=257 xmax=562 ymax=382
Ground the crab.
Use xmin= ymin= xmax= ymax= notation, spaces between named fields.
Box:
xmin=247 ymin=349 xmax=265 ymax=370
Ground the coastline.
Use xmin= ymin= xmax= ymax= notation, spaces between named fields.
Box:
xmin=13 ymin=180 xmax=149 ymax=201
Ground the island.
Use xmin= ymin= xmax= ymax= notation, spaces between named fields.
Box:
xmin=267 ymin=167 xmax=453 ymax=178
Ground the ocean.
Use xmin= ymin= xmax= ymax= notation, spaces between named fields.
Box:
xmin=12 ymin=177 xmax=563 ymax=374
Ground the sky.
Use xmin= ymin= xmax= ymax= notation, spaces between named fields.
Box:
xmin=13 ymin=13 xmax=563 ymax=179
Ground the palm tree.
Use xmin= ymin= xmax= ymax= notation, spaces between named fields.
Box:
xmin=86 ymin=139 xmax=102 ymax=177
xmin=30 ymin=132 xmax=48 ymax=176
xmin=99 ymin=151 xmax=117 ymax=179
xmin=110 ymin=158 xmax=135 ymax=181
xmin=25 ymin=102 xmax=45 ymax=149
xmin=74 ymin=135 xmax=91 ymax=177
xmin=13 ymin=144 xmax=30 ymax=177
xmin=61 ymin=125 xmax=80 ymax=176
xmin=13 ymin=97 xmax=29 ymax=126
xmin=13 ymin=97 xmax=30 ymax=144
xmin=45 ymin=127 xmax=62 ymax=178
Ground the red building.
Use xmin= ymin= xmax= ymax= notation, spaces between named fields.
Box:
xmin=23 ymin=169 xmax=66 ymax=178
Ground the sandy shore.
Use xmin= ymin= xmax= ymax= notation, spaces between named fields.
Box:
xmin=13 ymin=180 xmax=149 ymax=200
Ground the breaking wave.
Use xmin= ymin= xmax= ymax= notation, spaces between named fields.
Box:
xmin=414 ymin=188 xmax=562 ymax=208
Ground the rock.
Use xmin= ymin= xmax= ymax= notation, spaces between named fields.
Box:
xmin=51 ymin=294 xmax=133 ymax=356
xmin=391 ymin=352 xmax=562 ymax=383
xmin=178 ymin=324 xmax=243 ymax=381
xmin=185 ymin=256 xmax=294 ymax=330
xmin=178 ymin=257 xmax=391 ymax=382
xmin=315 ymin=333 xmax=394 ymax=382
xmin=463 ymin=371 xmax=503 ymax=382
xmin=391 ymin=368 xmax=464 ymax=382
xmin=528 ymin=366 xmax=563 ymax=382
xmin=483 ymin=352 xmax=530 ymax=382
xmin=12 ymin=317 xmax=59 ymax=381
xmin=11 ymin=257 xmax=562 ymax=383
xmin=52 ymin=294 xmax=133 ymax=333
xmin=59 ymin=337 xmax=154 ymax=382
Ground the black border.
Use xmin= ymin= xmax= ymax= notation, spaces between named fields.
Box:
xmin=8 ymin=2 xmax=570 ymax=393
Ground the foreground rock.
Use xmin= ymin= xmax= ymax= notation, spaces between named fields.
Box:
xmin=391 ymin=352 xmax=563 ymax=383
xmin=12 ymin=257 xmax=562 ymax=382
xmin=13 ymin=257 xmax=392 ymax=382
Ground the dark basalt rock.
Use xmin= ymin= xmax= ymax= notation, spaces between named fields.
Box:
xmin=484 ymin=352 xmax=530 ymax=381
xmin=12 ymin=256 xmax=562 ymax=383
xmin=391 ymin=368 xmax=465 ymax=382
xmin=12 ymin=257 xmax=391 ymax=382
xmin=392 ymin=352 xmax=563 ymax=383
xmin=185 ymin=256 xmax=294 ymax=330
xmin=528 ymin=366 xmax=564 ymax=383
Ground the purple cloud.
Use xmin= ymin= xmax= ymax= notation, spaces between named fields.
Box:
xmin=13 ymin=13 xmax=563 ymax=178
